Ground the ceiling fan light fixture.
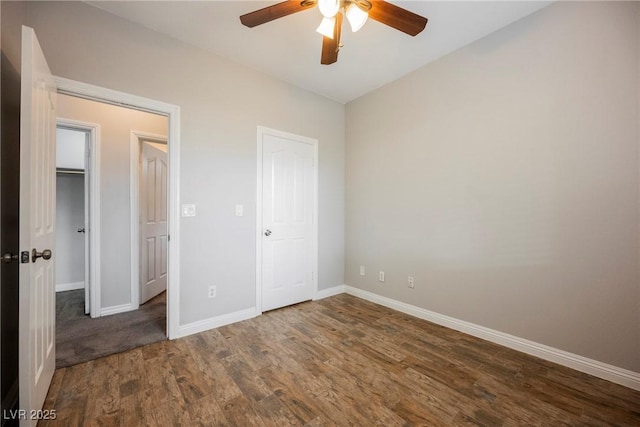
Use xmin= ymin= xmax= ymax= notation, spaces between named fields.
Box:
xmin=345 ymin=3 xmax=368 ymax=32
xmin=316 ymin=16 xmax=336 ymax=39
xmin=318 ymin=0 xmax=340 ymax=18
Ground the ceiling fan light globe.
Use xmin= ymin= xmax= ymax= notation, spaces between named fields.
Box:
xmin=318 ymin=0 xmax=340 ymax=18
xmin=345 ymin=3 xmax=368 ymax=32
xmin=316 ymin=16 xmax=335 ymax=39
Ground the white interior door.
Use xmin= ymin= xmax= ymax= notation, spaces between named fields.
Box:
xmin=19 ymin=26 xmax=57 ymax=425
xmin=261 ymin=131 xmax=315 ymax=312
xmin=140 ymin=141 xmax=168 ymax=304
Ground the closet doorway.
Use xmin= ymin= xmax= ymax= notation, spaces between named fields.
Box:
xmin=55 ymin=125 xmax=95 ymax=315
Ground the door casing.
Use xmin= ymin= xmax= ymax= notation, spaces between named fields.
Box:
xmin=56 ymin=119 xmax=101 ymax=317
xmin=55 ymin=76 xmax=181 ymax=339
xmin=255 ymin=126 xmax=319 ymax=314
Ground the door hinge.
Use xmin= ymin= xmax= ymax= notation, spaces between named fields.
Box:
xmin=1 ymin=253 xmax=18 ymax=264
xmin=168 ymin=234 xmax=170 ymax=242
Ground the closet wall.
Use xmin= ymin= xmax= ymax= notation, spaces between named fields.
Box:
xmin=55 ymin=173 xmax=85 ymax=291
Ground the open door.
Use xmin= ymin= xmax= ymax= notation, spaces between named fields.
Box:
xmin=139 ymin=141 xmax=168 ymax=304
xmin=19 ymin=26 xmax=57 ymax=424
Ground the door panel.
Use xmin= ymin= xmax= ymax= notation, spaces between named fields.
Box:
xmin=19 ymin=26 xmax=57 ymax=425
xmin=261 ymin=133 xmax=314 ymax=312
xmin=140 ymin=142 xmax=167 ymax=304
xmin=159 ymin=236 xmax=168 ymax=277
xmin=272 ymin=151 xmax=285 ymax=223
xmin=293 ymin=153 xmax=305 ymax=223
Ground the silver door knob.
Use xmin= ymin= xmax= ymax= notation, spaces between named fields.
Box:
xmin=264 ymin=229 xmax=272 ymax=236
xmin=32 ymin=248 xmax=52 ymax=263
xmin=1 ymin=253 xmax=18 ymax=264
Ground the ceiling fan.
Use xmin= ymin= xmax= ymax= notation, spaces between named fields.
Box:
xmin=240 ymin=0 xmax=428 ymax=65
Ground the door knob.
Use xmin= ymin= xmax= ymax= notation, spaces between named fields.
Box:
xmin=264 ymin=229 xmax=272 ymax=236
xmin=32 ymin=248 xmax=52 ymax=263
xmin=77 ymin=228 xmax=85 ymax=233
xmin=1 ymin=252 xmax=18 ymax=264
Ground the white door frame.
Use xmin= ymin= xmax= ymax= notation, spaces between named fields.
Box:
xmin=55 ymin=119 xmax=101 ymax=317
xmin=255 ymin=126 xmax=318 ymax=314
xmin=54 ymin=76 xmax=181 ymax=339
xmin=130 ymin=130 xmax=168 ymax=310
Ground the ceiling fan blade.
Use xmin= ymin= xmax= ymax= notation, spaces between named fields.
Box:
xmin=321 ymin=12 xmax=342 ymax=65
xmin=368 ymin=1 xmax=428 ymax=36
xmin=240 ymin=0 xmax=315 ymax=28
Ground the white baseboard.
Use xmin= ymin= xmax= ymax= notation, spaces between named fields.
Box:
xmin=314 ymin=285 xmax=346 ymax=300
xmin=100 ymin=303 xmax=135 ymax=317
xmin=178 ymin=307 xmax=257 ymax=339
xmin=55 ymin=281 xmax=84 ymax=292
xmin=343 ymin=285 xmax=640 ymax=391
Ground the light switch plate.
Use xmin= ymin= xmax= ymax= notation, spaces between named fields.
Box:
xmin=235 ymin=204 xmax=244 ymax=217
xmin=182 ymin=204 xmax=196 ymax=217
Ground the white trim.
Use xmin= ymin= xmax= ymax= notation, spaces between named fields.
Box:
xmin=178 ymin=308 xmax=258 ymax=338
xmin=55 ymin=282 xmax=85 ymax=292
xmin=313 ymin=285 xmax=346 ymax=300
xmin=84 ymin=129 xmax=90 ymax=315
xmin=255 ymin=126 xmax=318 ymax=314
xmin=256 ymin=130 xmax=263 ymax=314
xmin=100 ymin=303 xmax=135 ymax=317
xmin=56 ymin=118 xmax=101 ymax=318
xmin=55 ymin=76 xmax=181 ymax=339
xmin=312 ymin=139 xmax=319 ymax=304
xmin=344 ymin=285 xmax=640 ymax=391
xmin=130 ymin=131 xmax=168 ymax=311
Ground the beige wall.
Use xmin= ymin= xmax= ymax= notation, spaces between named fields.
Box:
xmin=57 ymin=94 xmax=168 ymax=309
xmin=346 ymin=1 xmax=640 ymax=371
xmin=24 ymin=1 xmax=345 ymax=324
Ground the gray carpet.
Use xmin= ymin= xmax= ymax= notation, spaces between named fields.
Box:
xmin=56 ymin=289 xmax=167 ymax=367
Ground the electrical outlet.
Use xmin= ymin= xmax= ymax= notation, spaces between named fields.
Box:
xmin=359 ymin=266 xmax=365 ymax=276
xmin=208 ymin=286 xmax=217 ymax=298
xmin=379 ymin=271 xmax=385 ymax=282
xmin=408 ymin=276 xmax=415 ymax=289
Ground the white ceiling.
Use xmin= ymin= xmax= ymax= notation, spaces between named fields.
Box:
xmin=87 ymin=1 xmax=551 ymax=103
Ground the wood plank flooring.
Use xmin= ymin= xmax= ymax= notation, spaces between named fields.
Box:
xmin=40 ymin=294 xmax=640 ymax=426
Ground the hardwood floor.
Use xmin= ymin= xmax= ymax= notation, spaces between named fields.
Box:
xmin=40 ymin=294 xmax=640 ymax=426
